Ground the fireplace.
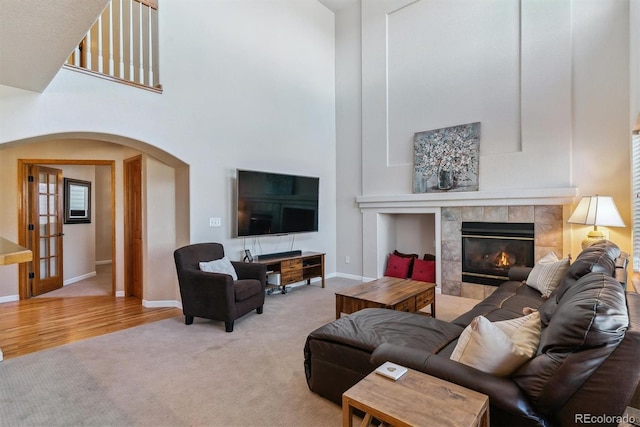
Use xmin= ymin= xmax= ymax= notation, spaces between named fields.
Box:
xmin=461 ymin=222 xmax=535 ymax=286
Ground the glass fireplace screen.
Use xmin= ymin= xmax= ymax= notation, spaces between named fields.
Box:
xmin=461 ymin=222 xmax=534 ymax=286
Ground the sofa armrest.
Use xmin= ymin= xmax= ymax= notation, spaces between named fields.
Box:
xmin=509 ymin=266 xmax=532 ymax=282
xmin=615 ymin=252 xmax=629 ymax=287
xmin=370 ymin=341 xmax=430 ymax=370
xmin=371 ymin=343 xmax=544 ymax=424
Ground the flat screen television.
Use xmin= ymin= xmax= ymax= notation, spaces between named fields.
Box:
xmin=236 ymin=169 xmax=319 ymax=237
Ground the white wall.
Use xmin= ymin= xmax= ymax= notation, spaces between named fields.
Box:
xmin=569 ymin=0 xmax=632 ymax=259
xmin=159 ymin=0 xmax=336 ymax=262
xmin=57 ymin=164 xmax=96 ymax=284
xmin=95 ymin=165 xmax=112 ymax=263
xmin=360 ymin=0 xmax=573 ymax=195
xmin=334 ymin=0 xmax=634 ymax=277
xmin=394 ymin=215 xmax=436 ymax=257
xmin=0 ymin=0 xmax=337 ymax=301
xmin=335 ymin=1 xmax=363 ymax=278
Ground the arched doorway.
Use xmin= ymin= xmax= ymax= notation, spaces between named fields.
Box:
xmin=1 ymin=133 xmax=189 ymax=305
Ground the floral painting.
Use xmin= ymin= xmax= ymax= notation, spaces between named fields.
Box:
xmin=413 ymin=122 xmax=480 ymax=193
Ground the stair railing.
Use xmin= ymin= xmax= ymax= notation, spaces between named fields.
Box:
xmin=65 ymin=0 xmax=161 ymax=91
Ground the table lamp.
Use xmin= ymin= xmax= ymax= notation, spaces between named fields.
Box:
xmin=567 ymin=195 xmax=625 ymax=249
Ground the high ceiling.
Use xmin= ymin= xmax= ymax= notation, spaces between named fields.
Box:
xmin=0 ymin=0 xmax=354 ymax=93
xmin=0 ymin=0 xmax=114 ymax=92
xmin=318 ymin=0 xmax=358 ymax=12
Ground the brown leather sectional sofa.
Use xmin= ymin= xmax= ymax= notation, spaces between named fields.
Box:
xmin=304 ymin=241 xmax=640 ymax=426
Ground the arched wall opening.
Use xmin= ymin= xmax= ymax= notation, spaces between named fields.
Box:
xmin=0 ymin=132 xmax=190 ymax=306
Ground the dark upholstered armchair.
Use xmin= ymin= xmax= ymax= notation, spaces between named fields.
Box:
xmin=174 ymin=243 xmax=267 ymax=332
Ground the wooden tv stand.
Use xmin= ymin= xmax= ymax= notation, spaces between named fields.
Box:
xmin=254 ymin=252 xmax=325 ymax=294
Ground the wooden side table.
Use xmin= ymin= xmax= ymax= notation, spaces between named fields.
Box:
xmin=343 ymin=368 xmax=489 ymax=427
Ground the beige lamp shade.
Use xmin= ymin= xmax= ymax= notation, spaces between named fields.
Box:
xmin=567 ymin=195 xmax=625 ymax=249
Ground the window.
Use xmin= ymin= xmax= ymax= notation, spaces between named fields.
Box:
xmin=634 ymin=129 xmax=640 ymax=271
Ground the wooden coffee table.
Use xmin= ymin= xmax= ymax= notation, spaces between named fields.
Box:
xmin=335 ymin=277 xmax=436 ymax=319
xmin=343 ymin=368 xmax=489 ymax=427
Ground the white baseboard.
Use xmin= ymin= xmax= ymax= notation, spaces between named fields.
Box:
xmin=0 ymin=295 xmax=19 ymax=304
xmin=115 ymin=291 xmax=125 ymax=297
xmin=308 ymin=273 xmax=337 ymax=284
xmin=64 ymin=271 xmax=96 ymax=286
xmin=142 ymin=299 xmax=182 ymax=309
xmin=335 ymin=272 xmax=364 ymax=281
xmin=95 ymin=260 xmax=112 ymax=265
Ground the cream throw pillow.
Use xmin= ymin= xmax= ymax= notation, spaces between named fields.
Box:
xmin=509 ymin=312 xmax=542 ymax=357
xmin=492 ymin=311 xmax=540 ymax=338
xmin=450 ymin=313 xmax=541 ymax=376
xmin=494 ymin=311 xmax=542 ymax=357
xmin=199 ymin=257 xmax=238 ymax=280
xmin=526 ymin=252 xmax=570 ymax=297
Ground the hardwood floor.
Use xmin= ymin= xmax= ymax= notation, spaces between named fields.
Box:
xmin=0 ymin=296 xmax=181 ymax=360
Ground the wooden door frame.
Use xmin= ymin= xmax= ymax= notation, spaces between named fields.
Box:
xmin=18 ymin=159 xmax=116 ymax=299
xmin=123 ymin=155 xmax=143 ymax=298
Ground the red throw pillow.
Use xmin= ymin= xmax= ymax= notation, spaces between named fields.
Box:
xmin=394 ymin=250 xmax=418 ymax=276
xmin=384 ymin=253 xmax=412 ymax=278
xmin=412 ymin=259 xmax=435 ymax=282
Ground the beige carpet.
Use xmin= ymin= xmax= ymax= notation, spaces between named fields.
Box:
xmin=0 ymin=277 xmax=478 ymax=426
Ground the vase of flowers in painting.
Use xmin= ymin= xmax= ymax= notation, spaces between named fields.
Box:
xmin=437 ymin=167 xmax=454 ymax=190
xmin=412 ymin=122 xmax=480 ymax=193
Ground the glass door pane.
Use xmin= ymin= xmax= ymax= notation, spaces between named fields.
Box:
xmin=32 ymin=168 xmax=63 ymax=293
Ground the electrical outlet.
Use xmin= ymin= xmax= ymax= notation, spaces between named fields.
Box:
xmin=209 ymin=217 xmax=221 ymax=227
xmin=345 ymin=256 xmax=350 ymax=264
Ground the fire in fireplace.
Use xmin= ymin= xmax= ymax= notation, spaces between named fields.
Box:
xmin=461 ymin=222 xmax=535 ymax=286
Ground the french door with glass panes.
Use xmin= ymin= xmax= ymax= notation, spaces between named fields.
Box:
xmin=30 ymin=165 xmax=64 ymax=296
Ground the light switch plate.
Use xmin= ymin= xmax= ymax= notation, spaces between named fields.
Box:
xmin=209 ymin=217 xmax=221 ymax=227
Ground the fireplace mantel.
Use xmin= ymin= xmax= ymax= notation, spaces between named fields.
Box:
xmin=357 ymin=188 xmax=573 ymax=293
xmin=356 ymin=187 xmax=577 ymax=210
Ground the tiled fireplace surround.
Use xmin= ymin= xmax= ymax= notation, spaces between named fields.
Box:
xmin=357 ymin=190 xmax=575 ymax=300
xmin=440 ymin=205 xmax=563 ymax=299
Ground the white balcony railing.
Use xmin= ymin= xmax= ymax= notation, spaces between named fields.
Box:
xmin=66 ymin=0 xmax=160 ymax=91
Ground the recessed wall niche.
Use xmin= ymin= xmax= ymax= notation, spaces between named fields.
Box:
xmin=386 ymin=214 xmax=436 ymax=258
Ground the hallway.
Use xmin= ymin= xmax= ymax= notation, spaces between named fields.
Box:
xmin=35 ymin=263 xmax=112 ymax=298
